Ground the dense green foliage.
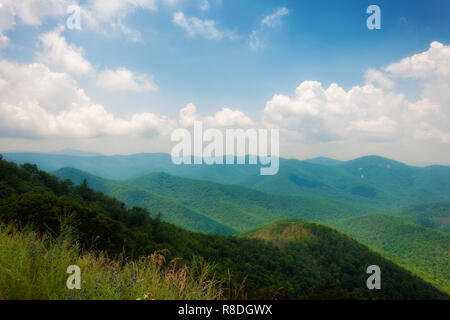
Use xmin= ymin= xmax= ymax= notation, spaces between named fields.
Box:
xmin=242 ymin=220 xmax=448 ymax=299
xmin=0 ymin=158 xmax=446 ymax=299
xmin=393 ymin=202 xmax=450 ymax=233
xmin=5 ymin=153 xmax=450 ymax=209
xmin=334 ymin=214 xmax=450 ymax=294
xmin=54 ymin=168 xmax=373 ymax=234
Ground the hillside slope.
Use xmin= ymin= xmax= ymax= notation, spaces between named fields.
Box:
xmin=242 ymin=220 xmax=448 ymax=299
xmin=54 ymin=167 xmax=373 ymax=233
xmin=53 ymin=167 xmax=235 ymax=234
xmin=2 ymin=158 xmax=447 ymax=299
xmin=393 ymin=202 xmax=450 ymax=233
xmin=334 ymin=214 xmax=450 ymax=294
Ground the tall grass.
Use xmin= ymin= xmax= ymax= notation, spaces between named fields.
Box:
xmin=0 ymin=225 xmax=223 ymax=300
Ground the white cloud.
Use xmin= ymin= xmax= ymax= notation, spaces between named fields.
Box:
xmin=179 ymin=103 xmax=198 ymax=127
xmin=262 ymin=42 xmax=450 ymax=146
xmin=173 ymin=11 xmax=235 ymax=40
xmin=1 ymin=25 xmax=450 ymax=164
xmin=249 ymin=7 xmax=289 ymax=50
xmin=0 ymin=59 xmax=171 ymax=138
xmin=385 ymin=41 xmax=450 ymax=143
xmin=0 ymin=0 xmax=163 ymax=44
xmin=36 ymin=25 xmax=94 ymax=76
xmin=386 ymin=41 xmax=450 ymax=79
xmin=206 ymin=108 xmax=255 ymax=127
xmin=0 ymin=0 xmax=71 ymax=47
xmin=261 ymin=7 xmax=289 ymax=27
xmin=80 ymin=0 xmax=157 ymax=41
xmin=97 ymin=67 xmax=159 ymax=92
xmin=79 ymin=0 xmax=180 ymax=40
xmin=36 ymin=28 xmax=158 ymax=92
xmin=248 ymin=30 xmax=264 ymax=51
xmin=7 ymin=0 xmax=69 ymax=25
xmin=365 ymin=69 xmax=395 ymax=90
xmin=263 ymin=81 xmax=406 ymax=142
xmin=350 ymin=116 xmax=397 ymax=135
xmin=179 ymin=103 xmax=255 ymax=128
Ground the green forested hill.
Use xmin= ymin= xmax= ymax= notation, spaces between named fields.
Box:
xmin=393 ymin=202 xmax=450 ymax=233
xmin=53 ymin=167 xmax=373 ymax=233
xmin=241 ymin=220 xmax=448 ymax=299
xmin=52 ymin=167 xmax=450 ymax=296
xmin=47 ymin=168 xmax=235 ymax=234
xmin=0 ymin=158 xmax=447 ymax=299
xmin=6 ymin=152 xmax=450 ymax=209
xmin=334 ymin=214 xmax=450 ymax=294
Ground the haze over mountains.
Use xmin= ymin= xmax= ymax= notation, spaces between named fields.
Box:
xmin=4 ymin=151 xmax=450 ymax=209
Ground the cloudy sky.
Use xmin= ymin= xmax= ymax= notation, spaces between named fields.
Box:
xmin=0 ymin=0 xmax=449 ymax=165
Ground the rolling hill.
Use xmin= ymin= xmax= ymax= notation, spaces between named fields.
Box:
xmin=4 ymin=152 xmax=450 ymax=209
xmin=53 ymin=167 xmax=374 ymax=234
xmin=393 ymin=202 xmax=450 ymax=233
xmin=240 ymin=220 xmax=448 ymax=299
xmin=53 ymin=166 xmax=450 ymax=296
xmin=334 ymin=214 xmax=450 ymax=294
xmin=1 ymin=158 xmax=447 ymax=299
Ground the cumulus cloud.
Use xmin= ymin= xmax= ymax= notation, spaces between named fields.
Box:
xmin=1 ymin=24 xmax=450 ymax=163
xmin=385 ymin=41 xmax=450 ymax=143
xmin=386 ymin=41 xmax=450 ymax=79
xmin=262 ymin=42 xmax=450 ymax=146
xmin=36 ymin=25 xmax=94 ymax=76
xmin=0 ymin=0 xmax=177 ymax=42
xmin=0 ymin=0 xmax=71 ymax=47
xmin=35 ymin=27 xmax=157 ymax=92
xmin=179 ymin=103 xmax=255 ymax=128
xmin=0 ymin=0 xmax=163 ymax=44
xmin=80 ymin=0 xmax=163 ymax=41
xmin=97 ymin=67 xmax=159 ymax=92
xmin=364 ymin=69 xmax=395 ymax=90
xmin=263 ymin=80 xmax=406 ymax=142
xmin=0 ymin=59 xmax=172 ymax=138
xmin=173 ymin=11 xmax=235 ymax=40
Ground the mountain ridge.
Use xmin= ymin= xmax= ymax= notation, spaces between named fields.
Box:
xmin=6 ymin=152 xmax=450 ymax=209
xmin=2 ymin=158 xmax=447 ymax=299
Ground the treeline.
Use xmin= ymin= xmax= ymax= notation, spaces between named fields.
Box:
xmin=0 ymin=158 xmax=447 ymax=300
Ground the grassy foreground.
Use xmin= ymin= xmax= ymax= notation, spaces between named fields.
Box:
xmin=0 ymin=225 xmax=222 ymax=300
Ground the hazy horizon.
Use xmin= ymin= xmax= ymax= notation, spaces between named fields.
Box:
xmin=1 ymin=1 xmax=450 ymax=165
xmin=2 ymin=147 xmax=449 ymax=167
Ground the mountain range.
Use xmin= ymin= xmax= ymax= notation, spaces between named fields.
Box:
xmin=2 ymin=151 xmax=449 ymax=296
xmin=4 ymin=152 xmax=450 ymax=210
xmin=0 ymin=157 xmax=447 ymax=299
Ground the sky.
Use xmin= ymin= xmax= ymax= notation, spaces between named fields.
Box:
xmin=0 ymin=0 xmax=449 ymax=165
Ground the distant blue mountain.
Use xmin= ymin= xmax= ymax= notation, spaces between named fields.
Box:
xmin=303 ymin=157 xmax=343 ymax=166
xmin=49 ymin=148 xmax=104 ymax=157
xmin=4 ymin=151 xmax=450 ymax=209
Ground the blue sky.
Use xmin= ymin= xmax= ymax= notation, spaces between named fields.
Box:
xmin=0 ymin=0 xmax=450 ymax=164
